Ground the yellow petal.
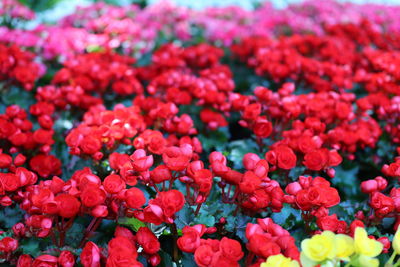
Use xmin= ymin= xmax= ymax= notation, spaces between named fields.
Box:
xmin=335 ymin=234 xmax=355 ymax=258
xmin=354 ymin=227 xmax=383 ymax=257
xmin=261 ymin=254 xmax=300 ymax=267
xmin=300 ymin=252 xmax=318 ymax=267
xmin=301 ymin=231 xmax=336 ymax=262
xmin=393 ymin=228 xmax=400 ymax=254
xmin=358 ymin=255 xmax=379 ymax=267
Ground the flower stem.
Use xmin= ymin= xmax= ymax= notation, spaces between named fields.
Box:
xmin=194 ymin=203 xmax=202 ymax=216
xmin=170 ymin=223 xmax=179 ymax=263
xmin=79 ymin=217 xmax=103 ymax=248
xmin=386 ymin=251 xmax=398 ymax=267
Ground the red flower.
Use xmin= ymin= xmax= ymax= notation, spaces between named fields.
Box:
xmin=58 ymin=251 xmax=75 ymax=267
xmin=136 ymin=227 xmax=160 ymax=254
xmin=273 ymin=146 xmax=297 ymax=170
xmin=316 ymin=214 xmax=339 ymax=232
xmin=130 ymin=149 xmax=154 ymax=172
xmin=192 ymin=169 xmax=213 ymax=193
xmin=295 ymin=190 xmax=312 ymax=210
xmin=162 ymin=145 xmax=193 ymax=171
xmin=0 ymin=237 xmax=18 ymax=252
xmin=32 ymin=255 xmax=58 ymax=267
xmin=108 ymin=236 xmax=135 ymax=255
xmin=298 ymin=136 xmax=319 ymax=154
xmin=248 ymin=234 xmax=281 ymax=258
xmin=303 ymin=149 xmax=329 ymax=171
xmin=158 ymin=190 xmax=185 ymax=217
xmin=81 ymin=185 xmax=106 ymax=207
xmin=80 ymin=242 xmax=101 ymax=267
xmin=177 ymin=224 xmax=205 ymax=253
xmin=219 ymin=237 xmax=244 ymax=261
xmin=103 ymin=174 xmax=125 ymax=194
xmin=211 ymin=253 xmax=240 ymax=267
xmin=0 ymin=153 xmax=12 ymax=168
xmin=194 ymin=245 xmax=214 ymax=267
xmin=125 ymin=187 xmax=146 ymax=209
xmin=243 ymin=103 xmax=262 ymax=121
xmin=150 ymin=165 xmax=172 ymax=184
xmin=328 ymin=150 xmax=342 ymax=166
xmin=239 ymin=171 xmax=261 ymax=194
xmin=107 ymin=236 xmax=141 ymax=267
xmin=80 ymin=136 xmax=102 ymax=155
xmin=319 ymin=187 xmax=340 ymax=208
xmin=106 ymin=252 xmax=142 ymax=267
xmin=0 ymin=173 xmax=20 ymax=192
xmin=243 ymin=153 xmax=261 ymax=171
xmin=55 ymin=194 xmax=81 ymax=218
xmin=17 ymin=255 xmax=33 ymax=267
xmin=378 ymin=237 xmax=391 ymax=253
xmin=361 ymin=179 xmax=378 ymax=193
xmin=200 ymin=109 xmax=228 ymax=130
xmin=253 ymin=116 xmax=272 ymax=138
xmin=114 ymin=226 xmax=136 ymax=242
xmin=109 ymin=153 xmax=130 ymax=170
xmin=370 ymin=192 xmax=395 ymax=217
xmin=221 ymin=170 xmax=243 ymax=185
xmin=29 ymin=154 xmax=62 ymax=178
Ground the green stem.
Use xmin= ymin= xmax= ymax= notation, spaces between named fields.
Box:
xmin=170 ymin=223 xmax=179 ymax=263
xmin=386 ymin=251 xmax=398 ymax=267
xmin=194 ymin=202 xmax=203 ymax=216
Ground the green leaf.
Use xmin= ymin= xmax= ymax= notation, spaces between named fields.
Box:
xmin=332 ymin=165 xmax=360 ymax=200
xmin=86 ymin=45 xmax=105 ymax=53
xmin=175 ymin=205 xmax=195 ymax=229
xmin=288 ymin=166 xmax=306 ymax=180
xmin=225 ymin=213 xmax=253 ymax=242
xmin=329 ymin=200 xmax=360 ymax=223
xmin=18 ymin=0 xmax=65 ymax=12
xmin=195 ymin=214 xmax=215 ymax=227
xmin=235 ymin=214 xmax=252 ymax=241
xmin=227 ymin=139 xmax=259 ymax=169
xmin=181 ymin=252 xmax=197 ymax=267
xmin=197 ymin=127 xmax=230 ymax=152
xmin=1 ymin=86 xmax=35 ymax=109
xmin=158 ymin=251 xmax=174 ymax=267
xmin=271 ymin=204 xmax=300 ymax=229
xmin=20 ymin=238 xmax=41 ymax=257
xmin=119 ymin=217 xmax=146 ymax=232
xmin=0 ymin=205 xmax=25 ymax=229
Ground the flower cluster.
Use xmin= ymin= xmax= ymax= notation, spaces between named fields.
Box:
xmin=66 ymin=104 xmax=146 ymax=159
xmin=53 ymin=51 xmax=143 ymax=96
xmin=2 ymin=1 xmax=400 ymax=266
xmin=245 ymin=218 xmax=299 ymax=266
xmin=2 ymin=0 xmax=400 ymax=61
xmin=0 ymin=105 xmax=54 ymax=155
xmin=178 ymin=224 xmax=243 ymax=267
xmin=0 ymin=0 xmax=35 ymax=23
xmin=300 ymin=228 xmax=384 ymax=267
xmin=0 ymin=44 xmax=41 ymax=90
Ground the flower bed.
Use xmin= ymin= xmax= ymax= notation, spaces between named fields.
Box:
xmin=1 ymin=0 xmax=400 ymax=266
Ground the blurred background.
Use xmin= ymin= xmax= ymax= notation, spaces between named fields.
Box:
xmin=16 ymin=0 xmax=400 ymax=24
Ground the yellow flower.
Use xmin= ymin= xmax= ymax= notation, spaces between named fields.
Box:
xmin=356 ymin=255 xmax=380 ymax=267
xmin=393 ymin=227 xmax=400 ymax=254
xmin=301 ymin=231 xmax=337 ymax=262
xmin=260 ymin=254 xmax=300 ymax=267
xmin=335 ymin=234 xmax=354 ymax=259
xmin=354 ymin=227 xmax=383 ymax=257
xmin=300 ymin=252 xmax=317 ymax=267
